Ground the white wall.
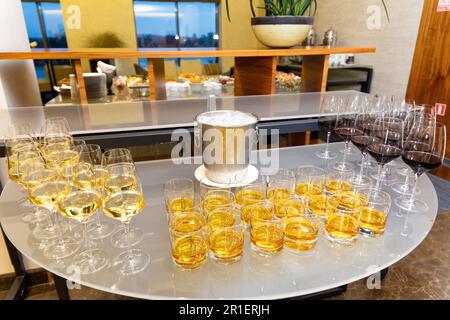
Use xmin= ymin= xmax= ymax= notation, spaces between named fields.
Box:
xmin=0 ymin=0 xmax=42 ymax=109
xmin=0 ymin=0 xmax=42 ymax=276
xmin=313 ymin=0 xmax=423 ymax=98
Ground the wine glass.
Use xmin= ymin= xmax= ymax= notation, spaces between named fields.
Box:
xmin=104 ymin=163 xmax=144 ymax=248
xmin=59 ymin=158 xmax=107 ymax=275
xmin=332 ymin=99 xmax=361 ymax=172
xmin=102 ymin=148 xmax=134 ymax=167
xmin=395 ymin=120 xmax=446 ymax=212
xmin=391 ymin=107 xmax=433 ymax=195
xmin=73 ymin=144 xmax=117 ymax=239
xmin=29 ymin=170 xmax=79 ymax=259
xmin=17 ymin=150 xmax=55 ymax=230
xmin=367 ymin=117 xmax=404 ymax=192
xmin=42 ymin=131 xmax=81 ymax=232
xmin=348 ymin=106 xmax=373 ymax=187
xmin=315 ymin=94 xmax=341 ymax=160
xmin=104 ymin=175 xmax=149 ymax=275
xmin=340 ymin=93 xmax=369 ymax=155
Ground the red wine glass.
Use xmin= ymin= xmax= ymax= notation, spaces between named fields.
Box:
xmin=395 ymin=119 xmax=446 ymax=212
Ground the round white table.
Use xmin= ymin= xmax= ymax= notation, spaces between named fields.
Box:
xmin=0 ymin=144 xmax=438 ymax=300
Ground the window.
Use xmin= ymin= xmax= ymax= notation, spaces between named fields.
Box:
xmin=21 ymin=1 xmax=67 ymax=48
xmin=22 ymin=2 xmax=43 ymax=48
xmin=134 ymin=1 xmax=219 ymax=66
xmin=134 ymin=1 xmax=178 ymax=48
xmin=21 ymin=1 xmax=68 ymax=81
xmin=178 ymin=2 xmax=218 ymax=48
xmin=40 ymin=2 xmax=67 ymax=48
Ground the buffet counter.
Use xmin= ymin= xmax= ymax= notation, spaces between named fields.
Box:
xmin=0 ymin=91 xmax=359 ymax=155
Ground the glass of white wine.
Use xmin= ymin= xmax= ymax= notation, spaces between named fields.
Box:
xmin=17 ymin=151 xmax=56 ymax=238
xmin=59 ymin=150 xmax=108 ymax=275
xmin=104 ymin=163 xmax=144 ymax=248
xmin=41 ymin=131 xmax=81 ymax=234
xmin=73 ymin=144 xmax=116 ymax=239
xmin=104 ymin=174 xmax=149 ymax=275
xmin=28 ymin=170 xmax=79 ymax=259
xmin=101 ymin=148 xmax=134 ymax=167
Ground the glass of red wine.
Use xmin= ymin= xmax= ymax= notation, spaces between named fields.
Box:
xmin=367 ymin=117 xmax=404 ymax=191
xmin=348 ymin=110 xmax=373 ymax=187
xmin=331 ymin=100 xmax=363 ymax=172
xmin=315 ymin=94 xmax=341 ymax=160
xmin=395 ymin=119 xmax=446 ymax=212
xmin=391 ymin=106 xmax=433 ymax=196
xmin=340 ymin=94 xmax=368 ymax=156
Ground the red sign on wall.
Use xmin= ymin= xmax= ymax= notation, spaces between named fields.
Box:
xmin=435 ymin=103 xmax=447 ymax=116
xmin=437 ymin=0 xmax=450 ymax=12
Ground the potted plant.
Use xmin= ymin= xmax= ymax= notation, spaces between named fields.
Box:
xmin=225 ymin=0 xmax=389 ymax=48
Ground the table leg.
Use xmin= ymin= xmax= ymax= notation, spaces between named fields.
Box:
xmin=53 ymin=274 xmax=70 ymax=300
xmin=1 ymin=226 xmax=29 ymax=300
xmin=380 ymin=267 xmax=389 ymax=281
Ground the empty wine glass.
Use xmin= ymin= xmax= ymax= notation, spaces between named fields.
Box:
xmin=315 ymin=94 xmax=341 ymax=160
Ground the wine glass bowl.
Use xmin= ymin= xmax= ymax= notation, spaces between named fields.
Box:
xmin=395 ymin=121 xmax=446 ymax=212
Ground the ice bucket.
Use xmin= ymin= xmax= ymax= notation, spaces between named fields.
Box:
xmin=195 ymin=110 xmax=259 ymax=184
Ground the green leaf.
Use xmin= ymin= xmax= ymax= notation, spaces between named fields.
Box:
xmin=381 ymin=0 xmax=390 ymax=22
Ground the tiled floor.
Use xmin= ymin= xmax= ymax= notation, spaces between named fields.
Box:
xmin=1 ymin=214 xmax=449 ymax=300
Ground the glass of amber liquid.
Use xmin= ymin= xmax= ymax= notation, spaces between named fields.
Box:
xmin=357 ymin=188 xmax=391 ymax=238
xmin=208 ymin=212 xmax=244 ymax=264
xmin=324 ymin=194 xmax=363 ymax=246
xmin=249 ymin=201 xmax=285 ymax=256
xmin=235 ymin=185 xmax=266 ymax=227
xmin=275 ymin=198 xmax=306 ymax=218
xmin=170 ymin=211 xmax=208 ymax=270
xmin=164 ymin=178 xmax=195 ymax=217
xmin=307 ymin=194 xmax=338 ymax=220
xmin=325 ymin=172 xmax=352 ymax=195
xmin=267 ymin=179 xmax=294 ymax=206
xmin=206 ymin=203 xmax=237 ymax=229
xmin=284 ymin=213 xmax=320 ymax=252
xmin=295 ymin=166 xmax=325 ymax=198
xmin=202 ymin=189 xmax=234 ymax=217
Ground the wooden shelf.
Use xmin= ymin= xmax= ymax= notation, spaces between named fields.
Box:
xmin=0 ymin=46 xmax=376 ymax=147
xmin=0 ymin=46 xmax=376 ymax=106
xmin=0 ymin=47 xmax=375 ymax=60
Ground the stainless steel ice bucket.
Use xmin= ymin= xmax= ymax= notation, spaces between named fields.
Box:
xmin=195 ymin=110 xmax=259 ymax=184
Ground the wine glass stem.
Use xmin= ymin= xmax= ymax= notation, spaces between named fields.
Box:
xmin=325 ymin=131 xmax=331 ymax=155
xmin=95 ymin=214 xmax=102 ymax=229
xmin=52 ymin=209 xmax=66 ymax=248
xmin=402 ymin=171 xmax=411 ymax=190
xmin=342 ymin=142 xmax=348 ymax=167
xmin=124 ymin=221 xmax=134 ymax=263
xmin=358 ymin=154 xmax=366 ymax=177
xmin=375 ymin=165 xmax=384 ymax=190
xmin=408 ymin=174 xmax=420 ymax=208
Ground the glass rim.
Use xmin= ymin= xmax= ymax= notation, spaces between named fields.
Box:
xmin=296 ymin=165 xmax=325 ymax=174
